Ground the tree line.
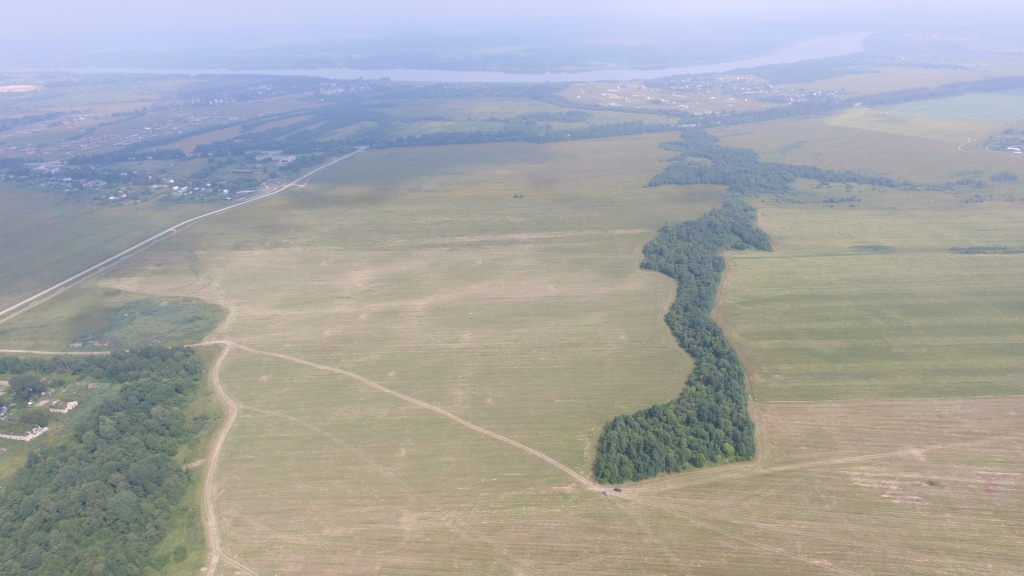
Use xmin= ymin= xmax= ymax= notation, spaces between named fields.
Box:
xmin=855 ymin=76 xmax=1024 ymax=107
xmin=595 ymin=128 xmax=907 ymax=483
xmin=0 ymin=347 xmax=209 ymax=574
xmin=383 ymin=120 xmax=675 ymax=148
xmin=648 ymin=128 xmax=903 ymax=194
xmin=594 ymin=199 xmax=769 ymax=483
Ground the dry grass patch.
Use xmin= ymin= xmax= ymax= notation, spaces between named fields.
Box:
xmin=826 ymin=107 xmax=1000 ymax=145
xmin=626 ymin=396 xmax=1024 ymax=575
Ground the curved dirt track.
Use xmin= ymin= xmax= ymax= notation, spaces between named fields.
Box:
xmin=205 ymin=340 xmax=600 ymax=491
xmin=7 ymin=343 xmax=977 ymax=575
xmin=199 ymin=341 xmax=880 ymax=576
xmin=196 ymin=340 xmax=600 ymax=574
xmin=202 ymin=343 xmax=239 ymax=576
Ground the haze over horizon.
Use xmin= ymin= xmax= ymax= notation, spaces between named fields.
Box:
xmin=4 ymin=0 xmax=1020 ymax=50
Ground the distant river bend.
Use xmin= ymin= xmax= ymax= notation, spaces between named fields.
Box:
xmin=11 ymin=33 xmax=869 ymax=83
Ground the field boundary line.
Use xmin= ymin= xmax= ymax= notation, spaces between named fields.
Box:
xmin=222 ymin=342 xmax=601 ymax=491
xmin=0 ymin=148 xmax=366 ymax=326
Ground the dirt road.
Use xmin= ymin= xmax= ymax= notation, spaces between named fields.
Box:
xmin=202 ymin=343 xmax=238 ymax=576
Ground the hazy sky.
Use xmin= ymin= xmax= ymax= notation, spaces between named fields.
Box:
xmin=4 ymin=0 xmax=1018 ymax=44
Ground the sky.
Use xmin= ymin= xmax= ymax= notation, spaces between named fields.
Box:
xmin=1 ymin=0 xmax=1020 ymax=71
xmin=4 ymin=0 xmax=1019 ymax=43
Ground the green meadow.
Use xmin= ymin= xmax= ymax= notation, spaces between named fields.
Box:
xmin=887 ymin=90 xmax=1024 ymax=121
xmin=0 ymin=183 xmax=211 ymax=311
xmin=718 ymin=195 xmax=1024 ymax=401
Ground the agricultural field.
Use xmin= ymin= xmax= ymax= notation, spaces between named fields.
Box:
xmin=1 ymin=58 xmax=1023 ymax=575
xmin=713 ymin=114 xmax=1024 ymax=183
xmin=719 ymin=191 xmax=1024 ymax=401
xmin=0 ymin=182 xmax=212 ymax=311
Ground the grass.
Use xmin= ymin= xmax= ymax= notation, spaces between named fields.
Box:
xmin=712 ymin=115 xmax=1024 ymax=183
xmin=70 ymin=297 xmax=225 ymax=349
xmin=787 ymin=66 xmax=994 ymax=96
xmin=0 ymin=182 xmax=212 ymax=312
xmin=0 ymin=245 xmax=229 ymax=351
xmin=887 ymin=91 xmax=1024 ymax=122
xmin=717 ymin=192 xmax=1024 ymax=401
xmin=826 ymin=106 xmax=1000 ymax=145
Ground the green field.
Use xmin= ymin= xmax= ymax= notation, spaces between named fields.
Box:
xmin=0 ymin=183 xmax=213 ymax=311
xmin=888 ymin=91 xmax=1024 ymax=121
xmin=718 ymin=195 xmax=1024 ymax=401
xmin=713 ymin=115 xmax=1024 ymax=183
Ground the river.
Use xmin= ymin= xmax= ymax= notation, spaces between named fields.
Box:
xmin=9 ymin=32 xmax=869 ymax=83
xmin=9 ymin=32 xmax=872 ymax=83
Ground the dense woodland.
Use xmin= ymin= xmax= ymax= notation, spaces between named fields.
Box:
xmin=649 ymin=128 xmax=903 ymax=194
xmin=856 ymin=76 xmax=1024 ymax=107
xmin=594 ymin=199 xmax=769 ymax=483
xmin=0 ymin=347 xmax=209 ymax=574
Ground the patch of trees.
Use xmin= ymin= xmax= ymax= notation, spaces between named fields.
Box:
xmin=948 ymin=177 xmax=987 ymax=189
xmin=7 ymin=373 xmax=50 ymax=403
xmin=67 ymin=148 xmax=187 ymax=168
xmin=512 ymin=110 xmax=592 ymax=123
xmin=594 ymin=200 xmax=769 ymax=483
xmin=991 ymin=171 xmax=1018 ymax=182
xmin=0 ymin=347 xmax=209 ymax=575
xmin=393 ymin=82 xmax=570 ymax=102
xmin=176 ymin=75 xmax=328 ymax=103
xmin=648 ymin=128 xmax=903 ymax=194
xmin=698 ymin=95 xmax=847 ymax=127
xmin=594 ymin=129 xmax=909 ymax=483
xmin=987 ymin=132 xmax=1024 ymax=150
xmin=0 ymin=158 xmax=27 ymax=168
xmin=65 ymin=119 xmax=250 ymax=165
xmin=855 ymin=76 xmax=1024 ymax=107
xmin=733 ymin=54 xmax=875 ymax=84
xmin=0 ymin=112 xmax=63 ymax=133
xmin=823 ymin=195 xmax=861 ymax=204
xmin=950 ymin=246 xmax=1024 ymax=254
xmin=385 ymin=120 xmax=674 ymax=148
xmin=194 ymin=103 xmax=380 ymax=157
xmin=0 ymin=347 xmax=201 ymax=389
